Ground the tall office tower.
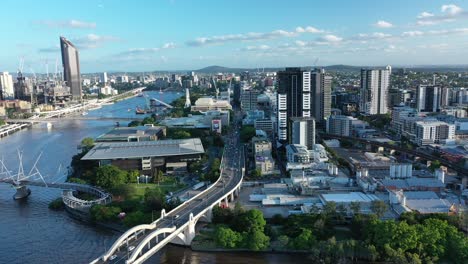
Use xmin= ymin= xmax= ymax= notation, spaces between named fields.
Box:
xmin=416 ymin=85 xmax=441 ymax=112
xmin=241 ymin=88 xmax=260 ymax=111
xmin=311 ymin=68 xmax=332 ymax=124
xmin=290 ymin=117 xmax=316 ymax=150
xmin=184 ymin=88 xmax=191 ymax=108
xmin=0 ymin=72 xmax=14 ymax=99
xmin=360 ymin=68 xmax=390 ymax=115
xmin=60 ymin=36 xmax=82 ymax=101
xmin=100 ymin=72 xmax=108 ymax=84
xmin=276 ymin=67 xmax=311 ymax=142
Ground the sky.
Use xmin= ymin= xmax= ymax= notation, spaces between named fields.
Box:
xmin=1 ymin=0 xmax=468 ymax=73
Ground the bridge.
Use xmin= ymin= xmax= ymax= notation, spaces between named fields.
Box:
xmin=0 ymin=152 xmax=111 ymax=211
xmin=0 ymin=123 xmax=30 ymax=138
xmin=150 ymin=97 xmax=173 ymax=109
xmin=4 ymin=117 xmax=141 ymax=123
xmin=92 ymin=111 xmax=245 ymax=264
xmin=321 ymin=134 xmax=468 ymax=178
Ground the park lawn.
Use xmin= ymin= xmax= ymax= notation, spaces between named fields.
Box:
xmin=127 ymin=183 xmax=187 ymax=200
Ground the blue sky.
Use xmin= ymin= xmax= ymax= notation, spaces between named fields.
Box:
xmin=1 ymin=0 xmax=468 ymax=72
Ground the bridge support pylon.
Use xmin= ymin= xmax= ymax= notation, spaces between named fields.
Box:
xmin=13 ymin=185 xmax=31 ymax=200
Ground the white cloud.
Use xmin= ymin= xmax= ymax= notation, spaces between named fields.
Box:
xmin=403 ymin=28 xmax=468 ymax=37
xmin=72 ymin=34 xmax=119 ymax=49
xmin=240 ymin=45 xmax=271 ymax=51
xmin=441 ymin=4 xmax=463 ymax=15
xmin=186 ymin=26 xmax=324 ymax=46
xmin=36 ymin=19 xmax=96 ymax=29
xmin=118 ymin=42 xmax=176 ymax=55
xmin=417 ymin=12 xmax=434 ymax=19
xmin=402 ymin=31 xmax=424 ymax=37
xmin=374 ymin=20 xmax=394 ymax=28
xmin=416 ymin=4 xmax=467 ymax=26
xmin=318 ymin=34 xmax=343 ymax=43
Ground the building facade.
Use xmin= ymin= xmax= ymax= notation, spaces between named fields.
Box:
xmin=416 ymin=85 xmax=441 ymax=112
xmin=0 ymin=72 xmax=14 ymax=99
xmin=277 ymin=68 xmax=311 ymax=142
xmin=311 ymin=69 xmax=332 ymax=124
xmin=60 ymin=37 xmax=82 ymax=101
xmin=360 ymin=68 xmax=390 ymax=115
xmin=290 ymin=117 xmax=316 ymax=150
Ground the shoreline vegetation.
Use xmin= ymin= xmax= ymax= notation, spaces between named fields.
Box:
xmin=190 ymin=204 xmax=468 ymax=264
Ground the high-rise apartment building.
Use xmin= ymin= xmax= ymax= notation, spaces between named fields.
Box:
xmin=416 ymin=85 xmax=441 ymax=112
xmin=60 ymin=36 xmax=82 ymax=101
xmin=0 ymin=72 xmax=14 ymax=99
xmin=311 ymin=69 xmax=332 ymax=124
xmin=290 ymin=117 xmax=316 ymax=150
xmin=360 ymin=67 xmax=390 ymax=115
xmin=276 ymin=67 xmax=311 ymax=142
xmin=100 ymin=72 xmax=108 ymax=84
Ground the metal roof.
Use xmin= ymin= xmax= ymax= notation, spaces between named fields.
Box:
xmin=404 ymin=191 xmax=439 ymax=200
xmin=81 ymin=138 xmax=204 ymax=160
xmin=321 ymin=192 xmax=379 ymax=203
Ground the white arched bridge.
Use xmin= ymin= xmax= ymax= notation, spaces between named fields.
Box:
xmin=92 ymin=122 xmax=245 ymax=264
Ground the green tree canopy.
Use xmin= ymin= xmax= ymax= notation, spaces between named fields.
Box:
xmin=215 ymin=226 xmax=242 ymax=248
xmin=95 ymin=165 xmax=128 ymax=189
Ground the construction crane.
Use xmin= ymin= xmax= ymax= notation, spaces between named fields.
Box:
xmin=212 ymin=77 xmax=219 ymax=99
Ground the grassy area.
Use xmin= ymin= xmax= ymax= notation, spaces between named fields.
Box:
xmin=127 ymin=182 xmax=187 ymax=200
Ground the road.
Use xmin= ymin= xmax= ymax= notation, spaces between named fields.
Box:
xmin=102 ymin=108 xmax=245 ymax=264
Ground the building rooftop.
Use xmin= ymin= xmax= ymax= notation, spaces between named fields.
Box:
xmin=403 ymin=191 xmax=439 ymax=200
xmin=95 ymin=126 xmax=165 ymax=142
xmin=405 ymin=199 xmax=451 ymax=214
xmin=381 ymin=178 xmax=445 ymax=189
xmin=82 ymin=138 xmax=205 ymax=160
xmin=321 ymin=192 xmax=380 ymax=203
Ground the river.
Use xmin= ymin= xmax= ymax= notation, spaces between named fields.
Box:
xmin=0 ymin=91 xmax=309 ymax=264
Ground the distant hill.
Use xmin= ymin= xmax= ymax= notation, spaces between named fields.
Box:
xmin=195 ymin=64 xmax=468 ymax=73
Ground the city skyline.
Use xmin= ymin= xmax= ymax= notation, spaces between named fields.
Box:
xmin=1 ymin=1 xmax=468 ymax=72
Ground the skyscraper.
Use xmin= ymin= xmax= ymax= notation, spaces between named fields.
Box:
xmin=416 ymin=85 xmax=441 ymax=112
xmin=290 ymin=117 xmax=316 ymax=150
xmin=60 ymin=36 xmax=82 ymax=101
xmin=311 ymin=69 xmax=332 ymax=124
xmin=360 ymin=68 xmax=390 ymax=115
xmin=0 ymin=72 xmax=14 ymax=100
xmin=277 ymin=67 xmax=311 ymax=142
xmin=100 ymin=72 xmax=108 ymax=84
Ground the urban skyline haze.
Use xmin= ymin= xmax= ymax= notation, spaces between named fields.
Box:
xmin=1 ymin=0 xmax=468 ymax=72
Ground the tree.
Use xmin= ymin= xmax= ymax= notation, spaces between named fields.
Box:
xmin=290 ymin=228 xmax=316 ymax=250
xmin=95 ymin=165 xmax=128 ymax=189
xmin=240 ymin=125 xmax=256 ymax=142
xmin=245 ymin=230 xmax=270 ymax=250
xmin=80 ymin=137 xmax=94 ymax=150
xmin=123 ymin=211 xmax=150 ymax=227
xmin=90 ymin=205 xmax=121 ymax=222
xmin=350 ymin=201 xmax=361 ymax=216
xmin=323 ymin=201 xmax=337 ymax=219
xmin=215 ymin=226 xmax=242 ymax=248
xmin=128 ymin=121 xmax=141 ymax=127
xmin=277 ymin=235 xmax=289 ymax=248
xmin=371 ymin=200 xmax=388 ymax=218
xmin=233 ymin=209 xmax=266 ymax=233
xmin=250 ymin=169 xmax=262 ymax=178
xmin=127 ymin=170 xmax=140 ymax=183
xmin=144 ymin=187 xmax=166 ymax=211
xmin=154 ymin=170 xmax=164 ymax=184
xmin=429 ymin=160 xmax=441 ymax=172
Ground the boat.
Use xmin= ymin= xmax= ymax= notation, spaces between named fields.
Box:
xmin=46 ymin=123 xmax=53 ymax=129
xmin=137 ymin=92 xmax=144 ymax=97
xmin=135 ymin=107 xmax=146 ymax=114
xmin=82 ymin=111 xmax=88 ymax=116
xmin=159 ymin=88 xmax=163 ymax=94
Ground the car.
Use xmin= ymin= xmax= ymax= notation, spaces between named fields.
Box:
xmin=128 ymin=246 xmax=135 ymax=251
xmin=174 ymin=214 xmax=180 ymax=219
xmin=109 ymin=255 xmax=118 ymax=260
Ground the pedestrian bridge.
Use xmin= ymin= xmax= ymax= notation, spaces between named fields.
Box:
xmin=0 ymin=178 xmax=112 ymax=212
xmin=92 ymin=143 xmax=245 ymax=264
